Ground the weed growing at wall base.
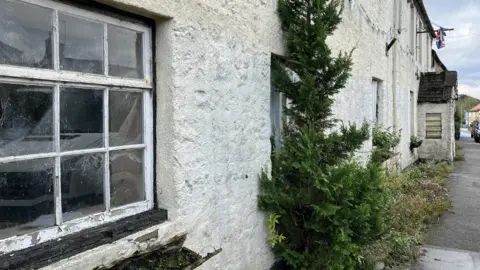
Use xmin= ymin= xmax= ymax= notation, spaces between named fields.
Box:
xmin=362 ymin=162 xmax=452 ymax=268
xmin=455 ymin=142 xmax=464 ymax=150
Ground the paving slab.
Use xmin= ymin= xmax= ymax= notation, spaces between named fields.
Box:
xmin=416 ymin=245 xmax=480 ymax=270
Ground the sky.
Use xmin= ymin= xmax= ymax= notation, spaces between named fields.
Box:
xmin=424 ymin=0 xmax=480 ymax=99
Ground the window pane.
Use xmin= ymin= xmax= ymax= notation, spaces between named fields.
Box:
xmin=60 ymin=88 xmax=104 ymax=151
xmin=0 ymin=158 xmax=54 ymax=240
xmin=0 ymin=83 xmax=53 ymax=157
xmin=61 ymin=153 xmax=104 ymax=222
xmin=110 ymin=149 xmax=144 ymax=208
xmin=108 ymin=25 xmax=143 ymax=79
xmin=0 ymin=0 xmax=52 ymax=68
xmin=109 ymin=91 xmax=143 ymax=146
xmin=59 ymin=13 xmax=104 ymax=74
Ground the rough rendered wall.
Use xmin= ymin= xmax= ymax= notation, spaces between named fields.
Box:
xmin=35 ymin=0 xmax=437 ymax=269
xmin=328 ymin=0 xmax=432 ymax=168
xmin=42 ymin=0 xmax=283 ymax=269
xmin=417 ymin=102 xmax=454 ymax=162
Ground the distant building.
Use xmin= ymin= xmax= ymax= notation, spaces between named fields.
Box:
xmin=469 ymin=104 xmax=480 ymax=123
xmin=417 ymin=71 xmax=458 ymax=162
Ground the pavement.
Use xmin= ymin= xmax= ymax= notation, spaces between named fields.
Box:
xmin=416 ymin=245 xmax=480 ymax=270
xmin=416 ymin=128 xmax=480 ymax=269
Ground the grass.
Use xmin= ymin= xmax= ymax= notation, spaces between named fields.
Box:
xmin=455 ymin=154 xmax=465 ymax=162
xmin=455 ymin=142 xmax=464 ymax=150
xmin=362 ymin=162 xmax=452 ymax=268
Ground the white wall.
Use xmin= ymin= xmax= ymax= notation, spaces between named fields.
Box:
xmin=36 ymin=0 xmax=437 ymax=269
xmin=417 ymin=101 xmax=455 ymax=162
xmin=328 ymin=0 xmax=433 ymax=168
xmin=41 ymin=0 xmax=284 ymax=269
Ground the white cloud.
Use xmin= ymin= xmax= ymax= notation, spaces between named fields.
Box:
xmin=425 ymin=0 xmax=480 ymax=89
xmin=458 ymin=84 xmax=480 ymax=99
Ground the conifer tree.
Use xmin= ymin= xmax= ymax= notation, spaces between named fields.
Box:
xmin=259 ymin=1 xmax=388 ymax=269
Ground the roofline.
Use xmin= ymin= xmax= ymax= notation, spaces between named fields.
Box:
xmin=469 ymin=104 xmax=480 ymax=112
xmin=432 ymin=50 xmax=448 ymax=71
xmin=413 ymin=0 xmax=436 ymax=38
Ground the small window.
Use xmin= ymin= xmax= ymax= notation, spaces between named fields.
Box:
xmin=426 ymin=113 xmax=442 ymax=139
xmin=349 ymin=0 xmax=356 ymax=8
xmin=372 ymin=78 xmax=382 ymax=126
xmin=410 ymin=91 xmax=415 ymax=136
xmin=270 ymin=83 xmax=285 ymax=150
xmin=0 ymin=0 xmax=153 ymax=249
xmin=410 ymin=5 xmax=415 ymax=52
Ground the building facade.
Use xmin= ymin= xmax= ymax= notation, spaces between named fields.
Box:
xmin=417 ymin=71 xmax=458 ymax=162
xmin=469 ymin=104 xmax=480 ymax=123
xmin=328 ymin=0 xmax=437 ymax=169
xmin=0 ymin=0 xmax=450 ymax=269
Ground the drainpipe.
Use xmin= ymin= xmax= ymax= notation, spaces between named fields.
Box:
xmin=392 ymin=0 xmax=400 ymax=130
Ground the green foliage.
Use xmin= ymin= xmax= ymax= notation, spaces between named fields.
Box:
xmin=455 ymin=154 xmax=465 ymax=162
xmin=456 ymin=94 xmax=479 ymax=124
xmin=455 ymin=142 xmax=464 ymax=150
xmin=454 ymin=110 xmax=461 ymax=134
xmin=410 ymin=136 xmax=423 ymax=150
xmin=372 ymin=127 xmax=401 ymax=163
xmin=258 ymin=0 xmax=400 ymax=269
xmin=363 ymin=162 xmax=452 ymax=267
xmin=267 ymin=213 xmax=286 ymax=248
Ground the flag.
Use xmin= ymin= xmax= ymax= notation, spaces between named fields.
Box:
xmin=436 ymin=27 xmax=446 ymax=49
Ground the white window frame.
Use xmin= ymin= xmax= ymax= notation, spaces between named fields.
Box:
xmin=0 ymin=0 xmax=154 ymax=254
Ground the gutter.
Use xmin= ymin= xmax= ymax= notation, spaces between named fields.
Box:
xmin=392 ymin=0 xmax=400 ymax=130
xmin=412 ymin=0 xmax=436 ymax=38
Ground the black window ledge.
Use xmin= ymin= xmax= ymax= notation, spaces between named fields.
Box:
xmin=0 ymin=209 xmax=167 ymax=270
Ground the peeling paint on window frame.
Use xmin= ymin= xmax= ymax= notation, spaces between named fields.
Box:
xmin=0 ymin=0 xmax=154 ymax=254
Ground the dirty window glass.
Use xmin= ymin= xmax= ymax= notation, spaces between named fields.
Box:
xmin=0 ymin=158 xmax=55 ymax=240
xmin=0 ymin=0 xmax=53 ymax=69
xmin=109 ymin=91 xmax=143 ymax=146
xmin=61 ymin=153 xmax=104 ymax=222
xmin=60 ymin=88 xmax=103 ymax=151
xmin=0 ymin=0 xmax=152 ymax=242
xmin=110 ymin=149 xmax=144 ymax=208
xmin=59 ymin=13 xmax=104 ymax=74
xmin=0 ymin=83 xmax=53 ymax=157
xmin=108 ymin=25 xmax=143 ymax=79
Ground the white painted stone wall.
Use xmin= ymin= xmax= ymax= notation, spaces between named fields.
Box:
xmin=329 ymin=0 xmax=434 ymax=169
xmin=417 ymin=101 xmax=455 ymax=162
xmin=26 ymin=0 xmax=438 ymax=269
xmin=40 ymin=0 xmax=284 ymax=270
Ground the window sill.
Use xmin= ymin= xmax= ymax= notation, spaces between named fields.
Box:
xmin=0 ymin=208 xmax=167 ymax=270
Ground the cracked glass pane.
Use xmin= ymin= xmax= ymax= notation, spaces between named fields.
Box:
xmin=108 ymin=25 xmax=143 ymax=79
xmin=61 ymin=153 xmax=104 ymax=222
xmin=109 ymin=91 xmax=143 ymax=146
xmin=0 ymin=0 xmax=53 ymax=68
xmin=0 ymin=83 xmax=53 ymax=157
xmin=0 ymin=158 xmax=54 ymax=240
xmin=110 ymin=149 xmax=144 ymax=208
xmin=59 ymin=13 xmax=104 ymax=74
xmin=60 ymin=88 xmax=104 ymax=151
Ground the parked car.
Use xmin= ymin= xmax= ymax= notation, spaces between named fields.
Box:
xmin=471 ymin=120 xmax=480 ymax=142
